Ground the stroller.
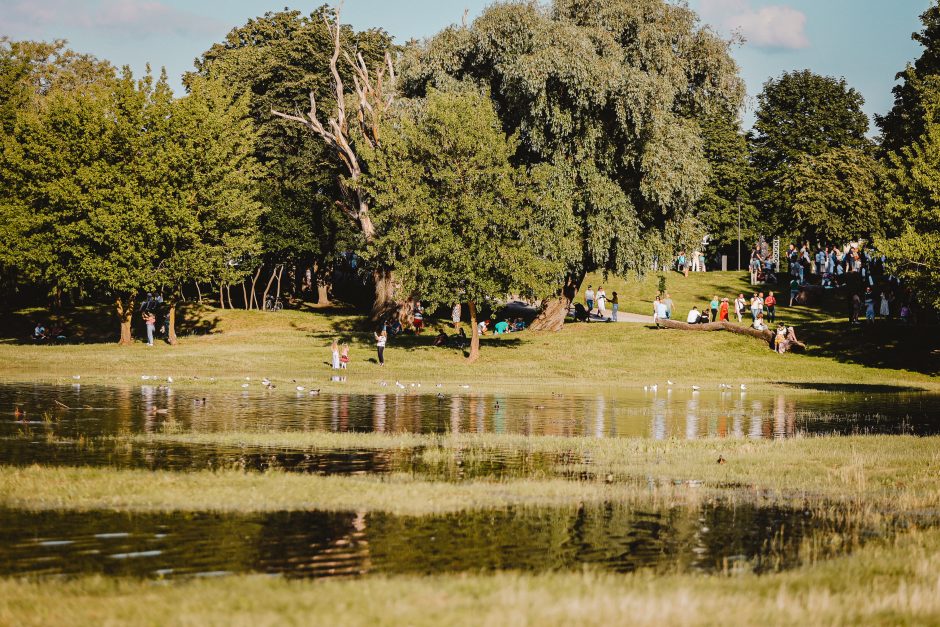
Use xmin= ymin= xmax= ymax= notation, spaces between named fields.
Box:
xmin=573 ymin=303 xmax=591 ymax=322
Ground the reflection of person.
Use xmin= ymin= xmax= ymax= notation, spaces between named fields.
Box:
xmin=374 ymin=328 xmax=387 ymax=366
xmin=143 ymin=312 xmax=156 ymax=346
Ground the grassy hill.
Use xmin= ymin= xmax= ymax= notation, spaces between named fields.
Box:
xmin=0 ymin=271 xmax=935 ymax=391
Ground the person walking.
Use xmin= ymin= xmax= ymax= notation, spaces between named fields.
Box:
xmin=749 ymin=251 xmax=761 ymax=285
xmin=610 ymin=291 xmax=619 ymax=322
xmin=374 ymin=327 xmax=387 ymax=366
xmin=143 ymin=311 xmax=156 ymax=347
xmin=750 ymin=293 xmax=762 ymax=322
xmin=764 ymin=291 xmax=777 ymax=324
xmin=789 ymin=277 xmax=800 ymax=307
xmin=585 ymin=285 xmax=595 ymax=317
xmin=663 ymin=292 xmax=674 ymax=320
xmin=331 ymin=339 xmax=341 ymax=369
xmin=596 ymin=286 xmax=607 ymax=319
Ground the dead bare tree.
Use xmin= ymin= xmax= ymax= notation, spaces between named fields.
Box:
xmin=272 ymin=4 xmax=398 ymax=321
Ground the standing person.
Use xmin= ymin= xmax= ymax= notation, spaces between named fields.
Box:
xmin=663 ymin=292 xmax=674 ymax=320
xmin=412 ymin=301 xmax=424 ymax=334
xmin=678 ymin=252 xmax=689 ymax=277
xmin=340 ymin=343 xmax=349 ymax=369
xmin=879 ymin=291 xmax=891 ymax=318
xmin=734 ymin=294 xmax=746 ymax=323
xmin=143 ymin=311 xmax=156 ymax=347
xmin=585 ymin=285 xmax=595 ymax=316
xmin=764 ymin=291 xmax=777 ymax=323
xmin=788 ymin=244 xmax=803 ymax=284
xmin=815 ymin=247 xmax=826 ymax=275
xmin=610 ymin=291 xmax=619 ymax=322
xmin=719 ymin=298 xmax=729 ymax=322
xmin=750 ymin=293 xmax=762 ymax=322
xmin=451 ymin=303 xmax=461 ymax=330
xmin=864 ymin=287 xmax=876 ymax=323
xmin=331 ymin=339 xmax=341 ymax=369
xmin=750 ymin=251 xmax=761 ymax=285
xmin=596 ymin=286 xmax=607 ymax=319
xmin=850 ymin=293 xmax=861 ymax=325
xmin=374 ymin=327 xmax=387 ymax=366
xmin=709 ymin=295 xmax=720 ymax=323
xmin=789 ymin=277 xmax=800 ymax=307
xmin=652 ymin=296 xmax=663 ymax=327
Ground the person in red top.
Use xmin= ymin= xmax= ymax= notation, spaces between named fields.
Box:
xmin=764 ymin=291 xmax=777 ymax=323
xmin=718 ymin=298 xmax=729 ymax=321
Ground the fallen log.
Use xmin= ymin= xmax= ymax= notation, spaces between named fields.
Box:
xmin=657 ymin=319 xmax=806 ymax=352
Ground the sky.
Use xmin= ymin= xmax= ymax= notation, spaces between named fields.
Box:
xmin=0 ymin=0 xmax=933 ymax=131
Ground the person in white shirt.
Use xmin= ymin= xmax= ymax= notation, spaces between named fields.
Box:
xmin=734 ymin=294 xmax=746 ymax=324
xmin=596 ymin=286 xmax=607 ymax=318
xmin=687 ymin=307 xmax=702 ymax=324
xmin=585 ymin=286 xmax=595 ymax=315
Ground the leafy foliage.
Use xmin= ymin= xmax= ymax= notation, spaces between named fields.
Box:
xmin=401 ymin=0 xmax=744 ymax=279
xmin=362 ymin=88 xmax=571 ymax=315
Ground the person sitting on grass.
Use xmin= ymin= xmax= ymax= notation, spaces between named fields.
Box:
xmin=32 ymin=323 xmax=46 ymax=342
xmin=478 ymin=319 xmax=489 ymax=335
xmin=433 ymin=329 xmax=448 ymax=347
xmin=686 ymin=306 xmax=706 ymax=324
xmin=512 ymin=318 xmax=526 ymax=331
xmin=386 ymin=317 xmax=402 ymax=337
xmin=494 ymin=319 xmax=510 ymax=335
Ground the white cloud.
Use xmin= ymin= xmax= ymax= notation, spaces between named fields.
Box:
xmin=700 ymin=0 xmax=810 ymax=50
xmin=0 ymin=0 xmax=223 ymax=39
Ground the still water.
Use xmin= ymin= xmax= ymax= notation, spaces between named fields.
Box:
xmin=0 ymin=503 xmax=879 ymax=580
xmin=2 ymin=383 xmax=937 ymax=441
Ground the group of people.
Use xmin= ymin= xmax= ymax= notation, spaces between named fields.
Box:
xmin=31 ymin=322 xmax=66 ymax=343
xmin=675 ymin=251 xmax=708 ymax=276
xmin=581 ymin=285 xmax=620 ymax=321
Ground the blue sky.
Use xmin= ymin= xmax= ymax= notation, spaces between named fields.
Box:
xmin=0 ymin=0 xmax=933 ymax=130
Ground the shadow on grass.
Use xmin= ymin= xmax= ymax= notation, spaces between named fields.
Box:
xmin=0 ymin=302 xmax=220 ymax=345
xmin=775 ymin=382 xmax=929 ymax=393
xmin=799 ymin=320 xmax=939 ymax=377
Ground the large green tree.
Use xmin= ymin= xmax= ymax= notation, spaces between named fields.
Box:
xmin=878 ymin=2 xmax=940 ymax=154
xmin=0 ymin=48 xmax=263 ymax=343
xmin=192 ymin=7 xmax=392 ymax=305
xmin=748 ymin=70 xmax=873 ymax=240
xmin=362 ymin=88 xmax=572 ymax=361
xmin=881 ymin=77 xmax=940 ymax=311
xmin=401 ymin=0 xmax=744 ymax=329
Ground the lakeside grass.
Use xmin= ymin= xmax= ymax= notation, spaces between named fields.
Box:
xmin=6 ymin=434 xmax=940 ymax=513
xmin=0 ymin=274 xmax=936 ymax=393
xmin=2 ymin=527 xmax=940 ymax=626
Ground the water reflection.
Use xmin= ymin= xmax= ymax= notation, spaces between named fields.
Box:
xmin=1 ymin=384 xmax=936 ymax=444
xmin=0 ymin=502 xmax=878 ymax=580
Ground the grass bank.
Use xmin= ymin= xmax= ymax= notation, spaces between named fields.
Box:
xmin=2 ymin=527 xmax=939 ymax=626
xmin=0 ymin=276 xmax=936 ymax=393
xmin=7 ymin=434 xmax=940 ymax=512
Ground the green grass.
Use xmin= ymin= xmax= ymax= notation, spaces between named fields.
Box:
xmin=7 ymin=434 xmax=940 ymax=513
xmin=2 ymin=527 xmax=940 ymax=626
xmin=0 ymin=273 xmax=936 ymax=393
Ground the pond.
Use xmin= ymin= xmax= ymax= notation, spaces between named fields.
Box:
xmin=0 ymin=502 xmax=884 ymax=580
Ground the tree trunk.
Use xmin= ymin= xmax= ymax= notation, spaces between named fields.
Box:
xmin=218 ymin=285 xmax=225 ymax=310
xmin=275 ymin=265 xmax=283 ymax=304
xmin=249 ymin=267 xmax=262 ymax=310
xmin=241 ymin=281 xmax=249 ymax=310
xmin=167 ymin=300 xmax=178 ymax=345
xmin=226 ymin=285 xmax=233 ymax=310
xmin=261 ymin=265 xmax=279 ymax=310
xmin=115 ymin=294 xmax=134 ymax=346
xmin=313 ymin=260 xmax=331 ymax=305
xmin=529 ymin=274 xmax=582 ymax=332
xmin=371 ymin=268 xmax=397 ymax=321
xmin=656 ymin=319 xmax=807 ymax=351
xmin=195 ymin=282 xmax=203 ymax=303
xmin=467 ymin=301 xmax=480 ymax=363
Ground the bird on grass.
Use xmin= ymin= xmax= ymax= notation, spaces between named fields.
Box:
xmin=395 ymin=381 xmax=406 ymax=389
xmin=691 ymin=385 xmax=701 ymax=391
xmin=717 ymin=455 xmax=727 ymax=465
xmin=241 ymin=383 xmax=249 ymax=389
xmin=72 ymin=375 xmax=81 ymax=380
xmin=667 ymin=380 xmax=674 ymax=386
xmin=740 ymin=384 xmax=747 ymax=391
xmin=308 ymin=389 xmax=320 ymax=396
xmin=460 ymin=384 xmax=470 ymax=389
xmin=296 ymin=386 xmax=305 ymax=392
xmin=166 ymin=377 xmax=173 ymax=384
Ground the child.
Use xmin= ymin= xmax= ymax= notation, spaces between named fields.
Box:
xmin=340 ymin=343 xmax=349 ymax=369
xmin=331 ymin=339 xmax=340 ymax=369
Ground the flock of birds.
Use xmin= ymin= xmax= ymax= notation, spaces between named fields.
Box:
xmin=643 ymin=381 xmax=747 ymax=393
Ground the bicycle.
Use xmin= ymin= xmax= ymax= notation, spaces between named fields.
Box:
xmin=264 ymin=295 xmax=283 ymax=312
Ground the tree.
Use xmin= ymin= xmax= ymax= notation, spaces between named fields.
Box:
xmin=401 ymin=0 xmax=744 ymax=329
xmin=881 ymin=77 xmax=940 ymax=310
xmin=361 ymin=88 xmax=571 ymax=361
xmin=263 ymin=7 xmax=402 ymax=317
xmin=155 ymin=76 xmax=265 ymax=343
xmin=190 ymin=8 xmax=387 ymax=304
xmin=749 ymin=70 xmax=872 ymax=239
xmin=878 ymin=2 xmax=940 ymax=154
xmin=695 ymin=108 xmax=758 ymax=261
xmin=777 ymin=147 xmax=886 ymax=244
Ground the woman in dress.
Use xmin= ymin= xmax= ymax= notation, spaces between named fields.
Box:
xmin=596 ymin=286 xmax=607 ymax=319
xmin=330 ymin=339 xmax=340 ymax=369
